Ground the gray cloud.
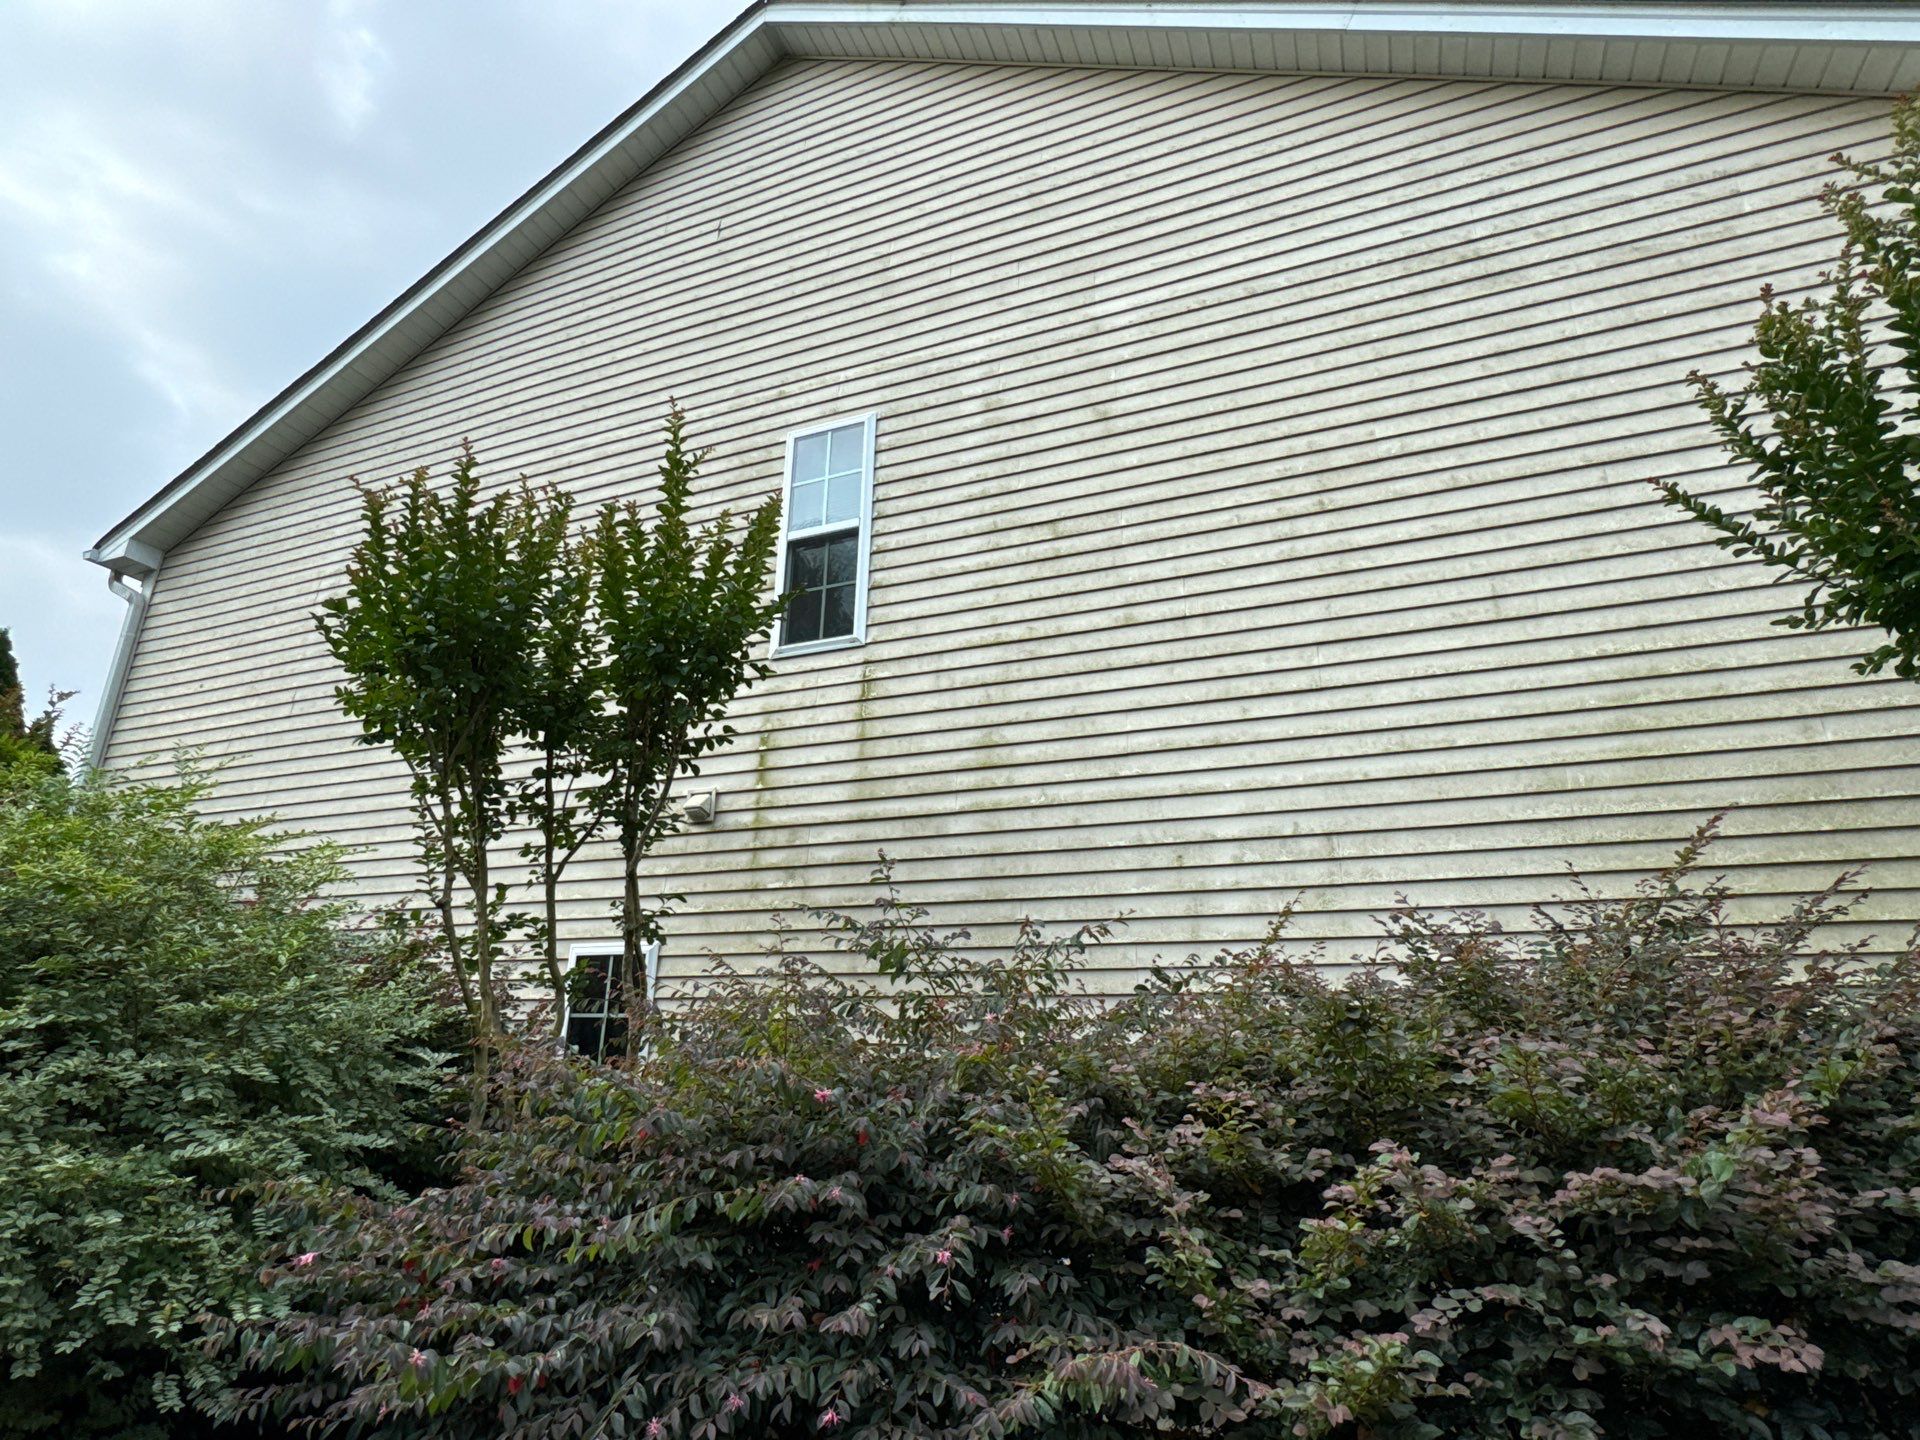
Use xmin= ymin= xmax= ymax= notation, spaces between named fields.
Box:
xmin=0 ymin=0 xmax=739 ymax=729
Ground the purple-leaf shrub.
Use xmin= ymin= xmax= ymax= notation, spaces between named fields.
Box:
xmin=215 ymin=827 xmax=1920 ymax=1438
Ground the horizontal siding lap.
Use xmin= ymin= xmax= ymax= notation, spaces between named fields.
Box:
xmin=209 ymin=775 xmax=1920 ymax=878
xmin=237 ymin=795 xmax=1920 ymax=885
xmin=106 ymin=579 xmax=1867 ymax=752
xmin=110 ymin=697 xmax=1920 ymax=818
xmin=104 ymin=59 xmax=1920 ymax=972
xmin=129 ymin=729 xmax=1911 ymax=840
xmin=106 ymin=615 xmax=1904 ymax=788
xmin=109 ymin=676 xmax=1911 ymax=815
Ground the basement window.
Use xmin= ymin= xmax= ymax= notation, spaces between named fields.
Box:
xmin=775 ymin=414 xmax=875 ymax=654
xmin=562 ymin=943 xmax=659 ymax=1061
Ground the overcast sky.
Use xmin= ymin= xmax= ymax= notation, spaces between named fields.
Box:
xmin=0 ymin=0 xmax=744 ymax=731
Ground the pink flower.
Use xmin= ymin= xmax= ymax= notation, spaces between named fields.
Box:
xmin=1007 ymin=1193 xmax=1021 ymax=1211
xmin=724 ymin=1394 xmax=745 ymax=1414
xmin=813 ymin=1088 xmax=835 ymax=1103
xmin=292 ymin=1251 xmax=319 ymax=1268
xmin=1001 ymin=1226 xmax=1014 ymax=1243
xmin=409 ymin=1348 xmax=429 ymax=1369
xmin=491 ymin=1257 xmax=508 ymax=1273
xmin=936 ymin=1248 xmax=953 ymax=1266
xmin=819 ymin=1404 xmax=843 ymax=1429
xmin=826 ymin=1186 xmax=843 ymax=1201
xmin=646 ymin=1420 xmax=664 ymax=1438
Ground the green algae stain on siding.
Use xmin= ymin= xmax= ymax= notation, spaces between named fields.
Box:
xmin=743 ymin=726 xmax=776 ymax=870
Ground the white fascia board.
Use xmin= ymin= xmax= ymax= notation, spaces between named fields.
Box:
xmin=770 ymin=3 xmax=1920 ymax=45
xmin=85 ymin=0 xmax=1920 ymax=570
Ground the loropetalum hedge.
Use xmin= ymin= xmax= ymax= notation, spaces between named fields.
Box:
xmin=220 ymin=828 xmax=1920 ymax=1439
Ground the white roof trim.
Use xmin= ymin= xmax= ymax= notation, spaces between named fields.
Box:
xmin=783 ymin=3 xmax=1920 ymax=45
xmin=88 ymin=0 xmax=1920 ymax=564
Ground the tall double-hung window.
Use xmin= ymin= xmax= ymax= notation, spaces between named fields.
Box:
xmin=775 ymin=414 xmax=875 ymax=654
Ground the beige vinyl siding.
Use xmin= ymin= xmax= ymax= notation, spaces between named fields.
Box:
xmin=104 ymin=58 xmax=1920 ymax=989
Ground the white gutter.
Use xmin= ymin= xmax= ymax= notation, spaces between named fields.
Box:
xmin=84 ymin=540 xmax=161 ymax=770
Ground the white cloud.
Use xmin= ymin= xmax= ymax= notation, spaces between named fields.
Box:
xmin=0 ymin=108 xmax=251 ymax=425
xmin=318 ymin=0 xmax=390 ymax=135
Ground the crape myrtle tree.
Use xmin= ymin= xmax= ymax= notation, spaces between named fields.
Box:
xmin=320 ymin=408 xmax=783 ymax=1078
xmin=1662 ymin=94 xmax=1920 ymax=677
xmin=586 ymin=404 xmax=783 ymax=1051
xmin=507 ymin=487 xmax=602 ymax=1026
xmin=318 ymin=448 xmax=574 ymax=1113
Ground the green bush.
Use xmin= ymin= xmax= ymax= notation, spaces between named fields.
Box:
xmin=221 ymin=830 xmax=1920 ymax=1439
xmin=0 ymin=761 xmax=455 ymax=1437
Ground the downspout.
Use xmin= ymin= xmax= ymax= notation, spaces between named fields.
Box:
xmin=82 ymin=540 xmax=162 ymax=770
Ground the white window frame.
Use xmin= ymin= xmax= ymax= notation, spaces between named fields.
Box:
xmin=771 ymin=411 xmax=877 ymax=658
xmin=561 ymin=940 xmax=660 ymax=1059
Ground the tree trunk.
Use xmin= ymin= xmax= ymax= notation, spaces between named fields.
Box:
xmin=540 ymin=759 xmax=565 ymax=1036
xmin=466 ymin=759 xmax=495 ymax=1126
xmin=617 ymin=756 xmax=654 ymax=1060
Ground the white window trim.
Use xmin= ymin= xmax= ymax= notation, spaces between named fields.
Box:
xmin=771 ymin=410 xmax=877 ymax=658
xmin=561 ymin=940 xmax=660 ymax=1056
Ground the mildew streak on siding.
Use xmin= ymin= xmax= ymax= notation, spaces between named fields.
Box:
xmin=105 ymin=60 xmax=1920 ymax=987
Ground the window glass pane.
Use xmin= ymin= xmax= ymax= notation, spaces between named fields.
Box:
xmin=567 ymin=1012 xmax=607 ymax=1055
xmin=788 ymin=479 xmax=825 ymax=533
xmin=825 ymin=471 xmax=861 ymax=525
xmin=786 ymin=584 xmax=823 ymax=645
xmin=567 ymin=953 xmax=613 ymax=1016
xmin=570 ymin=1010 xmax=629 ymax=1061
xmin=823 ymin=583 xmax=856 ymax=639
xmin=826 ymin=533 xmax=858 ymax=585
xmin=826 ymin=423 xmax=866 ymax=475
xmin=790 ymin=539 xmax=825 ymax=590
xmin=793 ymin=431 xmax=830 ymax=482
xmin=566 ymin=954 xmax=627 ymax=1061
